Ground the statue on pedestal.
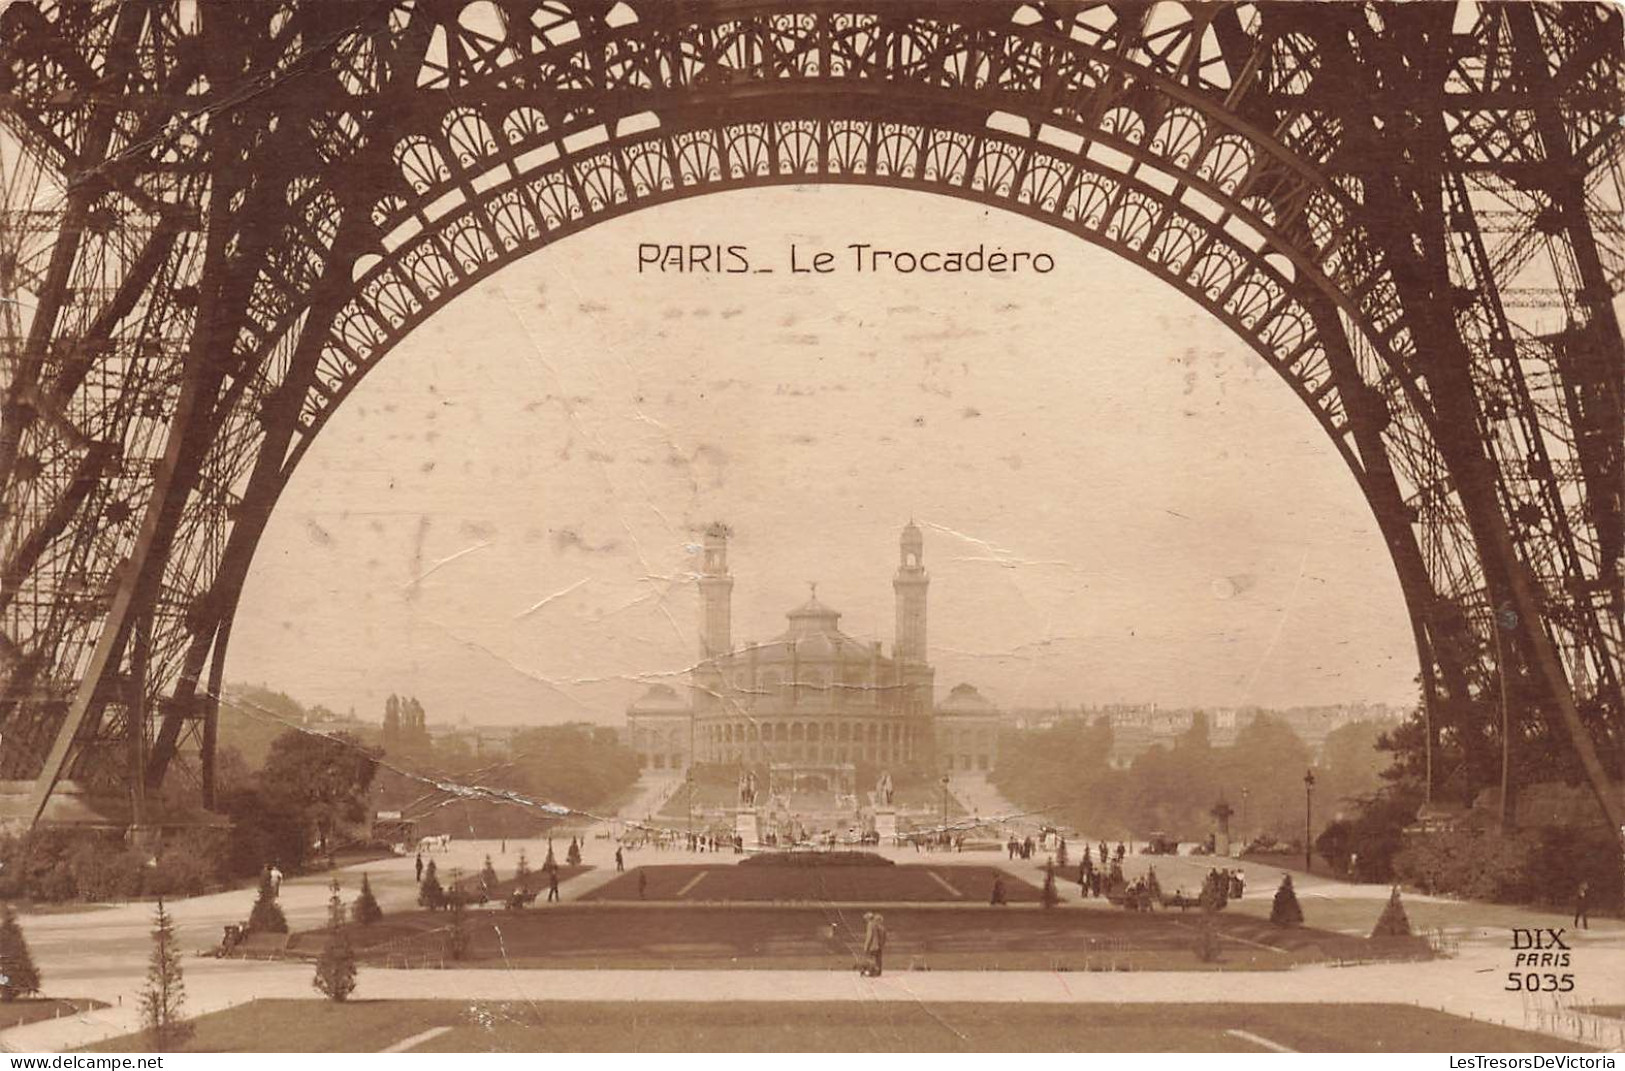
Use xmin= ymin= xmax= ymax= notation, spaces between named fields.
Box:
xmin=738 ymin=769 xmax=758 ymax=807
xmin=876 ymin=770 xmax=894 ymax=807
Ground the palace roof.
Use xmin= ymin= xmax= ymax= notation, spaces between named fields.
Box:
xmin=719 ymin=593 xmax=889 ymax=665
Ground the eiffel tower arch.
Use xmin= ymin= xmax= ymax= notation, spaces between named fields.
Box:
xmin=0 ymin=1 xmax=1619 ymax=837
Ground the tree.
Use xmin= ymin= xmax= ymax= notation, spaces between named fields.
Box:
xmin=542 ymin=841 xmax=558 ymax=874
xmin=1375 ymin=704 xmax=1432 ymax=788
xmin=508 ymin=724 xmax=640 ymax=813
xmin=990 ymin=716 xmax=1117 ymax=835
xmin=259 ymin=729 xmax=380 ymax=861
xmin=480 ymin=855 xmax=499 ymax=893
xmin=141 ymin=899 xmax=193 ymax=1051
xmin=0 ymin=903 xmax=41 ymax=1001
xmin=1371 ymin=886 xmax=1412 ymax=939
xmin=215 ymin=685 xmax=315 ymax=770
xmin=418 ymin=859 xmax=445 ymax=911
xmin=247 ymin=871 xmax=287 ymax=934
xmin=352 ymin=872 xmax=383 ymax=925
xmin=1200 ymin=869 xmax=1229 ymax=913
xmin=1193 ymin=901 xmax=1223 ymax=963
xmin=431 ymin=733 xmax=477 ymax=773
xmin=515 ymin=850 xmax=531 ymax=885
xmin=1318 ymin=721 xmax=1390 ymax=806
xmin=566 ymin=838 xmax=581 ymax=867
xmin=314 ymin=878 xmax=358 ymax=1002
xmin=444 ymin=867 xmax=467 ymax=909
xmin=445 ymin=878 xmax=471 ymax=961
xmin=1040 ymin=862 xmax=1059 ymax=909
xmin=218 ymin=786 xmax=307 ymax=881
xmin=391 ymin=697 xmax=431 ymax=754
xmin=1315 ymin=819 xmax=1355 ymax=874
xmin=1328 ymin=788 xmax=1425 ymax=882
xmin=1270 ymin=874 xmax=1304 ymax=927
xmin=1224 ymin=715 xmax=1313 ymax=841
xmin=1055 ymin=837 xmax=1069 ymax=868
xmin=383 ymin=694 xmax=402 ymax=753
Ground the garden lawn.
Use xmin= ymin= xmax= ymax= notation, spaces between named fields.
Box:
xmin=288 ymin=901 xmax=1431 ymax=972
xmin=0 ymin=998 xmax=107 ymax=1031
xmin=581 ymin=864 xmax=1040 ymax=903
xmin=450 ymin=865 xmax=591 ymax=902
xmin=81 ymin=1000 xmax=1586 ymax=1053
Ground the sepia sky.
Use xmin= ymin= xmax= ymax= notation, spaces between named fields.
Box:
xmin=225 ymin=186 xmax=1421 ymax=726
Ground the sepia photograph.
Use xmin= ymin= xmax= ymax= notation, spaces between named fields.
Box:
xmin=0 ymin=0 xmax=1621 ymax=1057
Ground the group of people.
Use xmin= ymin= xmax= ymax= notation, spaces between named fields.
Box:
xmin=1117 ymin=869 xmax=1163 ymax=911
xmin=1058 ymin=839 xmax=1253 ymax=913
xmin=506 ymin=866 xmax=562 ymax=906
xmin=1159 ymin=867 xmax=1247 ymax=912
xmin=1203 ymin=866 xmax=1247 ymax=903
xmin=911 ymin=832 xmax=966 ymax=852
xmin=1074 ymin=849 xmax=1124 ymax=900
xmin=682 ymin=831 xmax=740 ymax=853
xmin=1006 ymin=835 xmax=1037 ymax=860
xmin=622 ymin=829 xmax=743 ymax=853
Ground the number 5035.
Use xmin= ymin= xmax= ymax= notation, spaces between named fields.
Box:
xmin=1505 ymin=972 xmax=1575 ymax=992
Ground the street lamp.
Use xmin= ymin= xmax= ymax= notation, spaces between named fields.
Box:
xmin=1303 ymin=769 xmax=1316 ymax=873
xmin=1241 ymin=787 xmax=1250 ymax=847
xmin=1210 ymin=796 xmax=1234 ymax=855
xmin=940 ymin=774 xmax=951 ymax=846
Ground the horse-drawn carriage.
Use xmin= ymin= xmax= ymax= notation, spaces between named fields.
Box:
xmin=1142 ymin=831 xmax=1180 ymax=855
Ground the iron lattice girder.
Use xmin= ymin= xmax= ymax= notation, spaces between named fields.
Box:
xmin=281 ymin=0 xmax=1617 ymax=649
xmin=1315 ymin=1 xmax=1622 ymax=789
xmin=0 ymin=0 xmax=1616 ymax=830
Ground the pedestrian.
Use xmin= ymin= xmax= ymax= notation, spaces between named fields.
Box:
xmin=1574 ymin=881 xmax=1590 ymax=930
xmin=990 ymin=875 xmax=1008 ymax=906
xmin=547 ymin=869 xmax=561 ymax=902
xmin=615 ymin=846 xmax=625 ymax=873
xmin=415 ymin=852 xmax=424 ymax=883
xmin=862 ymin=911 xmax=887 ymax=976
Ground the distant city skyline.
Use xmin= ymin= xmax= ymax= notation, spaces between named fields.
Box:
xmin=224 ymin=684 xmax=1416 ymax=727
xmin=225 ymin=187 xmax=1422 ymax=726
